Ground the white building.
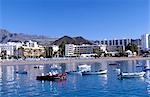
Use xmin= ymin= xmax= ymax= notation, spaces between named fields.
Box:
xmin=65 ymin=44 xmax=76 ymax=57
xmin=23 ymin=40 xmax=39 ymax=48
xmin=52 ymin=45 xmax=59 ymax=53
xmin=7 ymin=42 xmax=23 ymax=49
xmin=21 ymin=40 xmax=45 ymax=58
xmin=0 ymin=44 xmax=16 ymax=58
xmin=141 ymin=34 xmax=150 ymax=51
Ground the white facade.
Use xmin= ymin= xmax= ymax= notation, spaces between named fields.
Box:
xmin=24 ymin=40 xmax=39 ymax=48
xmin=65 ymin=44 xmax=76 ymax=56
xmin=0 ymin=44 xmax=16 ymax=56
xmin=7 ymin=42 xmax=23 ymax=49
xmin=52 ymin=45 xmax=59 ymax=52
xmin=141 ymin=34 xmax=150 ymax=51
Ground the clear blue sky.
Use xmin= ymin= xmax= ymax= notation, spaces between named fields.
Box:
xmin=0 ymin=0 xmax=150 ymax=40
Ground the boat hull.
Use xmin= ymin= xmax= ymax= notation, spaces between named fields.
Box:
xmin=119 ymin=72 xmax=145 ymax=78
xmin=82 ymin=70 xmax=107 ymax=75
xmin=36 ymin=73 xmax=67 ymax=81
xmin=15 ymin=71 xmax=27 ymax=74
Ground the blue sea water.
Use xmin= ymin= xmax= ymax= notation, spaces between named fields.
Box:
xmin=0 ymin=60 xmax=150 ymax=97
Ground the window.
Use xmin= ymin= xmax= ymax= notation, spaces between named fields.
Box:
xmin=105 ymin=41 xmax=108 ymax=45
xmin=115 ymin=40 xmax=118 ymax=45
xmin=109 ymin=40 xmax=112 ymax=45
xmin=120 ymin=40 xmax=122 ymax=45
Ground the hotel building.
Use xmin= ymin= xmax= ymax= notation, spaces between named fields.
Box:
xmin=141 ymin=34 xmax=150 ymax=51
xmin=0 ymin=44 xmax=16 ymax=58
xmin=95 ymin=38 xmax=141 ymax=52
xmin=99 ymin=39 xmax=132 ymax=46
xmin=65 ymin=44 xmax=107 ymax=57
xmin=19 ymin=40 xmax=45 ymax=58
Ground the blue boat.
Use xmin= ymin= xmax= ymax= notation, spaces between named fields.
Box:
xmin=15 ymin=71 xmax=27 ymax=74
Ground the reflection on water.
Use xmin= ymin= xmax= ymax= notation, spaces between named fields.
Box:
xmin=145 ymin=71 xmax=150 ymax=95
xmin=0 ymin=60 xmax=149 ymax=97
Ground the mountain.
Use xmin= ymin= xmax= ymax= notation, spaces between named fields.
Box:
xmin=0 ymin=29 xmax=57 ymax=45
xmin=52 ymin=36 xmax=93 ymax=46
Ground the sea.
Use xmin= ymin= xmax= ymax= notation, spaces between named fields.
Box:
xmin=0 ymin=60 xmax=149 ymax=97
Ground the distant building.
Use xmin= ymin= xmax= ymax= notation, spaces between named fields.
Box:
xmin=19 ymin=40 xmax=45 ymax=58
xmin=65 ymin=44 xmax=76 ymax=57
xmin=99 ymin=39 xmax=132 ymax=46
xmin=6 ymin=41 xmax=23 ymax=58
xmin=65 ymin=44 xmax=107 ymax=57
xmin=0 ymin=44 xmax=16 ymax=59
xmin=141 ymin=34 xmax=150 ymax=51
xmin=7 ymin=41 xmax=23 ymax=49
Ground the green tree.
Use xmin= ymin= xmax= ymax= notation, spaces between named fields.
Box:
xmin=59 ymin=41 xmax=66 ymax=57
xmin=125 ymin=43 xmax=138 ymax=53
xmin=44 ymin=47 xmax=53 ymax=58
xmin=93 ymin=48 xmax=104 ymax=57
xmin=1 ymin=50 xmax=7 ymax=59
xmin=116 ymin=46 xmax=127 ymax=57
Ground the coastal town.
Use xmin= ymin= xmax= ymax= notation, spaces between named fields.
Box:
xmin=0 ymin=29 xmax=149 ymax=61
xmin=0 ymin=0 xmax=149 ymax=96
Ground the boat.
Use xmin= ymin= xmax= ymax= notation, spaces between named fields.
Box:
xmin=82 ymin=70 xmax=107 ymax=75
xmin=109 ymin=63 xmax=118 ymax=65
xmin=143 ymin=68 xmax=150 ymax=71
xmin=34 ymin=65 xmax=44 ymax=69
xmin=78 ymin=64 xmax=91 ymax=72
xmin=36 ymin=72 xmax=67 ymax=81
xmin=67 ymin=64 xmax=91 ymax=75
xmin=50 ymin=64 xmax=61 ymax=70
xmin=118 ymin=71 xmax=145 ymax=79
xmin=15 ymin=70 xmax=27 ymax=74
xmin=136 ymin=64 xmax=144 ymax=67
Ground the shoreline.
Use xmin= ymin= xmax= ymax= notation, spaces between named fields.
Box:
xmin=0 ymin=57 xmax=150 ymax=65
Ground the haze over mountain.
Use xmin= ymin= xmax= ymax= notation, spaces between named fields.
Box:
xmin=0 ymin=29 xmax=93 ymax=46
xmin=0 ymin=29 xmax=57 ymax=45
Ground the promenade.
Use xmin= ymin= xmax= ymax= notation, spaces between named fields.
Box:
xmin=0 ymin=57 xmax=150 ymax=65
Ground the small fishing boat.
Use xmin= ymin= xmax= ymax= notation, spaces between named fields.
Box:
xmin=36 ymin=72 xmax=67 ymax=81
xmin=118 ymin=71 xmax=145 ymax=79
xmin=82 ymin=70 xmax=107 ymax=75
xmin=50 ymin=64 xmax=61 ymax=70
xmin=143 ymin=68 xmax=150 ymax=71
xmin=34 ymin=65 xmax=44 ymax=69
xmin=67 ymin=64 xmax=91 ymax=75
xmin=136 ymin=64 xmax=144 ymax=67
xmin=15 ymin=70 xmax=27 ymax=74
xmin=109 ymin=63 xmax=118 ymax=65
xmin=78 ymin=64 xmax=91 ymax=71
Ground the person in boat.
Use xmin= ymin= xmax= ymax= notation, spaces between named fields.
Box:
xmin=49 ymin=72 xmax=53 ymax=76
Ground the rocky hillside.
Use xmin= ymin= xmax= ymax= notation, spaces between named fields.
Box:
xmin=52 ymin=36 xmax=93 ymax=46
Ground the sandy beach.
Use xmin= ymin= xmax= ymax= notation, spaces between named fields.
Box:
xmin=0 ymin=57 xmax=150 ymax=65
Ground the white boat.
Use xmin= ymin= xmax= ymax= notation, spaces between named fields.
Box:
xmin=118 ymin=71 xmax=145 ymax=78
xmin=82 ymin=70 xmax=107 ymax=75
xmin=78 ymin=64 xmax=91 ymax=72
xmin=34 ymin=65 xmax=44 ymax=69
xmin=67 ymin=64 xmax=91 ymax=75
xmin=50 ymin=64 xmax=61 ymax=70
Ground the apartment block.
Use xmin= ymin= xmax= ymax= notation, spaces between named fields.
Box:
xmin=65 ymin=44 xmax=107 ymax=57
xmin=141 ymin=34 xmax=150 ymax=51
